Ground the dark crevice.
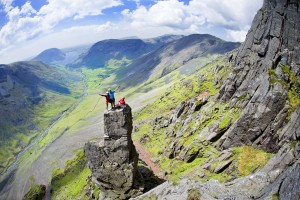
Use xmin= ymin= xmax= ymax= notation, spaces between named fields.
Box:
xmin=277 ymin=177 xmax=285 ymax=197
xmin=274 ymin=55 xmax=282 ymax=68
xmin=250 ymin=129 xmax=263 ymax=143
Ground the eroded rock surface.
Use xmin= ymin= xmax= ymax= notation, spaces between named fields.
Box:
xmin=85 ymin=105 xmax=144 ymax=200
xmin=216 ymin=0 xmax=300 ymax=152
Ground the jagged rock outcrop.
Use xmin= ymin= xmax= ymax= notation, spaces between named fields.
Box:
xmin=84 ymin=105 xmax=144 ymax=200
xmin=216 ymin=0 xmax=300 ymax=152
xmin=131 ymin=0 xmax=300 ymax=199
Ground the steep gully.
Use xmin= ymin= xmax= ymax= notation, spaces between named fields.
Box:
xmin=0 ymin=71 xmax=88 ymax=196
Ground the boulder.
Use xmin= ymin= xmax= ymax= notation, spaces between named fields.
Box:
xmin=213 ymin=159 xmax=233 ymax=174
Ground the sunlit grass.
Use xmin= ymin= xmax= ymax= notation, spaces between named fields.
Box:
xmin=234 ymin=146 xmax=271 ymax=176
xmin=51 ymin=150 xmax=91 ymax=200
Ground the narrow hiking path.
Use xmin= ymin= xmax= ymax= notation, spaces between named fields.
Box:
xmin=134 ymin=141 xmax=166 ymax=180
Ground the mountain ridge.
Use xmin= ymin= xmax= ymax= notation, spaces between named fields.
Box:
xmin=71 ymin=35 xmax=185 ymax=68
xmin=117 ymin=34 xmax=240 ymax=87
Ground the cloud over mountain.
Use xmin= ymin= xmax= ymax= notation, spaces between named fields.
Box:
xmin=123 ymin=0 xmax=262 ymax=41
xmin=0 ymin=0 xmax=262 ymax=64
xmin=0 ymin=0 xmax=122 ymax=50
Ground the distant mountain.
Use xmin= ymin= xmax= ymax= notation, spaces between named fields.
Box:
xmin=32 ymin=45 xmax=90 ymax=65
xmin=61 ymin=45 xmax=90 ymax=65
xmin=71 ymin=35 xmax=185 ymax=68
xmin=118 ymin=34 xmax=240 ymax=86
xmin=32 ymin=48 xmax=65 ymax=64
xmin=143 ymin=34 xmax=184 ymax=45
xmin=71 ymin=39 xmax=157 ymax=68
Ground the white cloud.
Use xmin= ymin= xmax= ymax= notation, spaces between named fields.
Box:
xmin=0 ymin=0 xmax=123 ymax=50
xmin=0 ymin=19 xmax=183 ymax=64
xmin=226 ymin=26 xmax=251 ymax=42
xmin=189 ymin=0 xmax=261 ymax=30
xmin=123 ymin=0 xmax=206 ymax=31
xmin=1 ymin=0 xmax=13 ymax=12
xmin=0 ymin=21 xmax=120 ymax=63
xmin=38 ymin=0 xmax=123 ymax=20
xmin=123 ymin=0 xmax=262 ymax=41
xmin=63 ymin=22 xmax=116 ymax=33
xmin=96 ymin=22 xmax=116 ymax=32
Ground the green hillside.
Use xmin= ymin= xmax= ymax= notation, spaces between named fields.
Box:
xmin=132 ymin=53 xmax=271 ymax=182
xmin=2 ymin=34 xmax=242 ymax=199
xmin=0 ymin=61 xmax=83 ymax=174
xmin=43 ymin=51 xmax=273 ymax=199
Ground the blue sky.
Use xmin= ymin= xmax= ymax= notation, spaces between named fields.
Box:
xmin=0 ymin=0 xmax=263 ymax=64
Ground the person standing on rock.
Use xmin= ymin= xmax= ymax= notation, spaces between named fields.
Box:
xmin=99 ymin=91 xmax=111 ymax=111
xmin=108 ymin=88 xmax=116 ymax=109
xmin=118 ymin=97 xmax=126 ymax=106
xmin=116 ymin=97 xmax=126 ymax=109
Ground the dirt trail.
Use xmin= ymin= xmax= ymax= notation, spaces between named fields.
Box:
xmin=134 ymin=141 xmax=166 ymax=179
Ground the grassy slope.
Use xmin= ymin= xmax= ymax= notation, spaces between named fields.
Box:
xmin=36 ymin=57 xmax=202 ymax=199
xmin=132 ymin=55 xmax=271 ymax=182
xmin=41 ymin=54 xmax=271 ymax=200
xmin=16 ymin=41 xmax=274 ymax=198
xmin=0 ymin=64 xmax=83 ymax=174
xmin=50 ymin=150 xmax=98 ymax=200
xmin=3 ymin=64 xmax=103 ymax=199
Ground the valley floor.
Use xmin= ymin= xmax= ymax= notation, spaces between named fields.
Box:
xmin=0 ymin=81 xmax=166 ymax=200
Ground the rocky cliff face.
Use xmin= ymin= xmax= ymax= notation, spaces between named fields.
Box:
xmin=84 ymin=105 xmax=144 ymax=200
xmin=132 ymin=0 xmax=300 ymax=199
xmin=217 ymin=0 xmax=300 ymax=152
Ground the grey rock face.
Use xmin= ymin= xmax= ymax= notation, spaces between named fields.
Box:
xmin=85 ymin=105 xmax=144 ymax=200
xmin=135 ymin=0 xmax=300 ymax=199
xmin=217 ymin=0 xmax=300 ymax=152
xmin=104 ymin=106 xmax=133 ymax=138
xmin=279 ymin=163 xmax=300 ymax=200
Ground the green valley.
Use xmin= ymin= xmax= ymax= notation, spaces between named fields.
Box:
xmin=0 ymin=62 xmax=84 ymax=174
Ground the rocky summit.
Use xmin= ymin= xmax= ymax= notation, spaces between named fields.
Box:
xmin=84 ymin=105 xmax=144 ymax=200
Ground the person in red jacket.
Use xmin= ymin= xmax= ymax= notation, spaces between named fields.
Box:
xmin=115 ymin=97 xmax=126 ymax=109
xmin=118 ymin=97 xmax=126 ymax=105
xmin=99 ymin=91 xmax=111 ymax=111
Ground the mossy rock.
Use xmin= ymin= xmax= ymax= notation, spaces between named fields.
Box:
xmin=22 ymin=185 xmax=46 ymax=200
xmin=187 ymin=188 xmax=201 ymax=200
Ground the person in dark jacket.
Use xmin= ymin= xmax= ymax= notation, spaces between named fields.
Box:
xmin=108 ymin=88 xmax=116 ymax=108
